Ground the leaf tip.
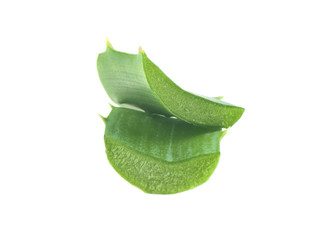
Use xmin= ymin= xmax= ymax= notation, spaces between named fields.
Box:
xmin=98 ymin=114 xmax=107 ymax=124
xmin=106 ymin=37 xmax=113 ymax=49
xmin=139 ymin=46 xmax=145 ymax=54
xmin=219 ymin=128 xmax=228 ymax=140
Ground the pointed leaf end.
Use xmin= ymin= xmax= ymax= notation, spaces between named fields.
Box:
xmin=219 ymin=128 xmax=228 ymax=141
xmin=139 ymin=46 xmax=145 ymax=54
xmin=106 ymin=37 xmax=113 ymax=49
xmin=98 ymin=114 xmax=107 ymax=124
xmin=109 ymin=103 xmax=116 ymax=109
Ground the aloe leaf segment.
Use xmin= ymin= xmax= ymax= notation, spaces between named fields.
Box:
xmin=104 ymin=107 xmax=226 ymax=194
xmin=97 ymin=43 xmax=244 ymax=128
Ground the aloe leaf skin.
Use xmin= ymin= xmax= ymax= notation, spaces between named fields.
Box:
xmin=104 ymin=107 xmax=226 ymax=194
xmin=97 ymin=44 xmax=244 ymax=128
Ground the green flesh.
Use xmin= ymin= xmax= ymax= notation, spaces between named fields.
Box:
xmin=104 ymin=107 xmax=226 ymax=194
xmin=97 ymin=44 xmax=244 ymax=128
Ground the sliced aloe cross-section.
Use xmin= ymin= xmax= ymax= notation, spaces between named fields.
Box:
xmin=97 ymin=42 xmax=244 ymax=128
xmin=104 ymin=107 xmax=226 ymax=194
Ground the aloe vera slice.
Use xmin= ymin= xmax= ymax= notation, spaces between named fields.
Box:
xmin=97 ymin=42 xmax=244 ymax=128
xmin=104 ymin=107 xmax=226 ymax=194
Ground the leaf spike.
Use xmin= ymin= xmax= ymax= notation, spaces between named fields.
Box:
xmin=106 ymin=37 xmax=113 ymax=49
xmin=215 ymin=96 xmax=224 ymax=100
xmin=98 ymin=114 xmax=107 ymax=124
xmin=138 ymin=46 xmax=145 ymax=54
xmin=219 ymin=128 xmax=228 ymax=141
xmin=109 ymin=103 xmax=115 ymax=109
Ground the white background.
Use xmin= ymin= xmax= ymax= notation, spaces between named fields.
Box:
xmin=1 ymin=0 xmax=331 ymax=239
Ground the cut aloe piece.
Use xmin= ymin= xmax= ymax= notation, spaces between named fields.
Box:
xmin=104 ymin=107 xmax=226 ymax=194
xmin=97 ymin=42 xmax=244 ymax=128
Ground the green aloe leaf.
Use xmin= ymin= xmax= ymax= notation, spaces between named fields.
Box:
xmin=97 ymin=41 xmax=244 ymax=128
xmin=104 ymin=107 xmax=226 ymax=194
